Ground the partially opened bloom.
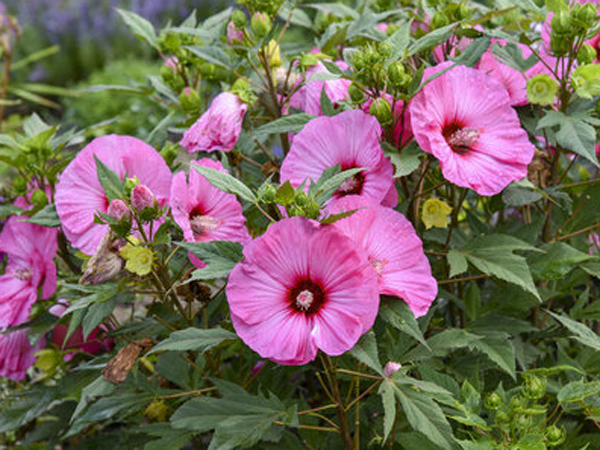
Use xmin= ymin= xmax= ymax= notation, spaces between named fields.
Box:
xmin=227 ymin=217 xmax=379 ymax=365
xmin=410 ymin=63 xmax=535 ymax=196
xmin=329 ymin=196 xmax=437 ymax=317
xmin=171 ymin=159 xmax=250 ymax=267
xmin=280 ymin=109 xmax=395 ymax=206
xmin=289 ymin=60 xmax=351 ymax=116
xmin=180 ymin=92 xmax=247 ymax=153
xmin=0 ymin=217 xmax=58 ymax=329
xmin=0 ymin=329 xmax=43 ymax=381
xmin=55 ymin=135 xmax=172 ymax=255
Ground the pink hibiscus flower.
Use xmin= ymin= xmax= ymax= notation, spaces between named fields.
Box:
xmin=0 ymin=329 xmax=43 ymax=381
xmin=180 ymin=92 xmax=247 ymax=153
xmin=289 ymin=60 xmax=351 ymax=116
xmin=280 ymin=109 xmax=396 ymax=206
xmin=227 ymin=217 xmax=380 ymax=365
xmin=329 ymin=196 xmax=437 ymax=317
xmin=409 ymin=63 xmax=535 ymax=196
xmin=171 ymin=159 xmax=251 ymax=266
xmin=55 ymin=135 xmax=172 ymax=255
xmin=0 ymin=217 xmax=57 ymax=329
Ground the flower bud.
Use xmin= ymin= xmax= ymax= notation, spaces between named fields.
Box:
xmin=227 ymin=21 xmax=244 ymax=45
xmin=526 ymin=74 xmax=559 ymax=105
xmin=232 ymin=9 xmax=247 ymax=28
xmin=578 ymin=43 xmax=597 ymax=65
xmin=107 ymin=199 xmax=130 ymax=221
xmin=456 ymin=3 xmax=469 ymax=20
xmin=550 ymin=33 xmax=573 ymax=55
xmin=251 ymin=12 xmax=271 ymax=39
xmin=432 ymin=11 xmax=450 ymax=29
xmin=523 ymin=375 xmax=546 ymax=400
xmin=545 ymin=425 xmax=566 ymax=447
xmin=509 ymin=394 xmax=527 ymax=412
xmin=13 ymin=176 xmax=27 ymax=194
xmin=31 ymin=189 xmax=47 ymax=207
xmin=179 ymin=87 xmax=201 ymax=114
xmin=265 ymin=39 xmax=281 ymax=67
xmin=352 ymin=50 xmax=366 ymax=71
xmin=160 ymin=65 xmax=175 ymax=83
xmin=369 ymin=97 xmax=393 ymax=126
xmin=576 ymin=3 xmax=597 ymax=26
xmin=551 ymin=11 xmax=571 ymax=34
xmin=485 ymin=392 xmax=503 ymax=411
xmin=378 ymin=42 xmax=392 ymax=59
xmin=304 ymin=200 xmax=321 ymax=219
xmin=388 ymin=62 xmax=408 ymax=87
xmin=384 ymin=361 xmax=402 ymax=378
xmin=495 ymin=411 xmax=509 ymax=425
xmin=294 ymin=191 xmax=310 ymax=209
xmin=131 ymin=184 xmax=155 ymax=212
xmin=260 ymin=184 xmax=277 ymax=203
xmin=348 ymin=83 xmax=366 ymax=103
xmin=144 ymin=400 xmax=170 ymax=422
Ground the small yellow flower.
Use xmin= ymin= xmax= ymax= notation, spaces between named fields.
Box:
xmin=120 ymin=240 xmax=154 ymax=276
xmin=422 ymin=198 xmax=452 ymax=230
xmin=265 ymin=39 xmax=281 ymax=67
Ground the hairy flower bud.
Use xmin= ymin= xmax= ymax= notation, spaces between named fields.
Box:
xmin=527 ymin=74 xmax=559 ymax=105
xmin=107 ymin=199 xmax=130 ymax=221
xmin=131 ymin=185 xmax=155 ymax=212
xmin=384 ymin=361 xmax=402 ymax=377
xmin=251 ymin=12 xmax=271 ymax=39
xmin=227 ymin=21 xmax=244 ymax=45
xmin=369 ymin=97 xmax=393 ymax=126
xmin=576 ymin=3 xmax=597 ymax=26
xmin=144 ymin=400 xmax=170 ymax=422
xmin=348 ymin=82 xmax=366 ymax=103
xmin=294 ymin=191 xmax=310 ymax=209
xmin=545 ymin=425 xmax=566 ymax=447
xmin=578 ymin=44 xmax=597 ymax=65
xmin=523 ymin=375 xmax=546 ymax=400
xmin=388 ymin=62 xmax=410 ymax=88
xmin=260 ymin=183 xmax=277 ymax=203
xmin=232 ymin=9 xmax=247 ymax=28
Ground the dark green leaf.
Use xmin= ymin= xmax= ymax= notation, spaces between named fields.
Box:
xmin=94 ymin=155 xmax=124 ymax=202
xmin=148 ymin=327 xmax=237 ymax=355
xmin=191 ymin=164 xmax=257 ymax=203
xmin=24 ymin=204 xmax=61 ymax=227
xmin=116 ymin=9 xmax=159 ymax=50
xmin=254 ymin=113 xmax=315 ymax=135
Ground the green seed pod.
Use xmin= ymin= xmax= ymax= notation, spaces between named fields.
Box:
xmin=261 ymin=184 xmax=277 ymax=203
xmin=495 ymin=411 xmax=510 ymax=425
xmin=485 ymin=392 xmax=503 ymax=411
xmin=251 ymin=12 xmax=272 ymax=39
xmin=369 ymin=97 xmax=393 ymax=126
xmin=545 ymin=425 xmax=566 ymax=447
xmin=578 ymin=43 xmax=597 ymax=65
xmin=31 ymin=189 xmax=48 ymax=207
xmin=348 ymin=83 xmax=366 ymax=103
xmin=294 ymin=191 xmax=310 ymax=209
xmin=432 ymin=11 xmax=450 ymax=29
xmin=232 ymin=9 xmax=247 ymax=28
xmin=551 ymin=11 xmax=571 ymax=35
xmin=378 ymin=42 xmax=392 ymax=59
xmin=13 ymin=176 xmax=28 ymax=194
xmin=304 ymin=200 xmax=321 ymax=219
xmin=527 ymin=74 xmax=559 ymax=105
xmin=576 ymin=3 xmax=597 ymax=26
xmin=388 ymin=62 xmax=407 ymax=87
xmin=550 ymin=33 xmax=573 ymax=55
xmin=523 ymin=375 xmax=546 ymax=400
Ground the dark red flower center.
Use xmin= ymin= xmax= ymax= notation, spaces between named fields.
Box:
xmin=335 ymin=169 xmax=365 ymax=197
xmin=288 ymin=279 xmax=326 ymax=316
xmin=189 ymin=206 xmax=220 ymax=238
xmin=442 ymin=123 xmax=480 ymax=155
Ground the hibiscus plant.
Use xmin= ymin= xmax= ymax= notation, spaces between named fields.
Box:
xmin=2 ymin=0 xmax=600 ymax=449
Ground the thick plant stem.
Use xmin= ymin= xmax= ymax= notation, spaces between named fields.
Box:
xmin=322 ymin=355 xmax=354 ymax=450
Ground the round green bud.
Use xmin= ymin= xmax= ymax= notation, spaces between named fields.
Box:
xmin=515 ymin=414 xmax=531 ymax=431
xmin=13 ymin=176 xmax=28 ymax=194
xmin=523 ymin=375 xmax=546 ymax=400
xmin=251 ymin=12 xmax=272 ymax=39
xmin=304 ymin=200 xmax=321 ymax=219
xmin=550 ymin=33 xmax=573 ymax=55
xmin=378 ymin=42 xmax=392 ymax=59
xmin=369 ymin=97 xmax=393 ymax=126
xmin=456 ymin=2 xmax=469 ymax=20
xmin=576 ymin=3 xmax=597 ymax=26
xmin=495 ymin=411 xmax=510 ymax=425
xmin=232 ymin=9 xmax=247 ymax=28
xmin=388 ymin=62 xmax=407 ymax=87
xmin=160 ymin=143 xmax=178 ymax=166
xmin=363 ymin=46 xmax=380 ymax=67
xmin=432 ymin=12 xmax=450 ymax=29
xmin=509 ymin=394 xmax=527 ymax=412
xmin=31 ymin=189 xmax=47 ymax=207
xmin=527 ymin=74 xmax=559 ymax=105
xmin=179 ymin=87 xmax=200 ymax=114
xmin=160 ymin=65 xmax=175 ymax=83
xmin=261 ymin=184 xmax=277 ymax=203
xmin=485 ymin=392 xmax=503 ymax=411
xmin=294 ymin=191 xmax=310 ymax=209
xmin=578 ymin=44 xmax=597 ymax=65
xmin=545 ymin=425 xmax=566 ymax=447
xmin=348 ymin=83 xmax=366 ymax=103
xmin=551 ymin=11 xmax=571 ymax=34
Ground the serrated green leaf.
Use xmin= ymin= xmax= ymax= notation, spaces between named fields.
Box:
xmin=385 ymin=20 xmax=412 ymax=60
xmin=148 ymin=327 xmax=237 ymax=355
xmin=386 ymin=144 xmax=423 ymax=178
xmin=185 ymin=45 xmax=233 ymax=69
xmin=23 ymin=204 xmax=61 ymax=227
xmin=349 ymin=330 xmax=383 ymax=375
xmin=548 ymin=311 xmax=600 ymax=351
xmin=275 ymin=180 xmax=295 ymax=206
xmin=379 ymin=301 xmax=429 ymax=349
xmin=408 ymin=23 xmax=457 ymax=56
xmin=94 ymin=155 xmax=124 ymax=202
xmin=255 ymin=113 xmax=316 ymax=135
xmin=380 ymin=382 xmax=396 ymax=443
xmin=191 ymin=164 xmax=257 ymax=203
xmin=529 ymin=242 xmax=593 ymax=280
xmin=471 ymin=332 xmax=516 ymax=379
xmin=116 ymin=9 xmax=159 ymax=50
xmin=558 ymin=380 xmax=600 ymax=404
xmin=447 ymin=249 xmax=468 ymax=277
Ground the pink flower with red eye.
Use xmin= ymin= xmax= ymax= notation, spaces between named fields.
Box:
xmin=226 ymin=217 xmax=380 ymax=365
xmin=0 ymin=217 xmax=58 ymax=330
xmin=55 ymin=135 xmax=172 ymax=255
xmin=0 ymin=328 xmax=43 ymax=381
xmin=289 ymin=60 xmax=351 ymax=116
xmin=170 ymin=159 xmax=251 ymax=268
xmin=409 ymin=63 xmax=535 ymax=196
xmin=180 ymin=92 xmax=247 ymax=153
xmin=280 ymin=109 xmax=396 ymax=207
xmin=329 ymin=196 xmax=437 ymax=318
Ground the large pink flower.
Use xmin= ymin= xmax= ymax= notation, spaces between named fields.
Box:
xmin=0 ymin=217 xmax=57 ymax=329
xmin=410 ymin=63 xmax=535 ymax=196
xmin=171 ymin=159 xmax=250 ymax=266
xmin=227 ymin=217 xmax=379 ymax=365
xmin=55 ymin=135 xmax=172 ymax=255
xmin=0 ymin=329 xmax=43 ymax=381
xmin=289 ymin=60 xmax=351 ymax=116
xmin=180 ymin=92 xmax=247 ymax=153
xmin=280 ymin=109 xmax=396 ymax=206
xmin=329 ymin=196 xmax=437 ymax=317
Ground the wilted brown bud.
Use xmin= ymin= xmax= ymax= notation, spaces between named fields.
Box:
xmin=80 ymin=232 xmax=125 ymax=285
xmin=527 ymin=149 xmax=552 ymax=189
xmin=102 ymin=338 xmax=153 ymax=384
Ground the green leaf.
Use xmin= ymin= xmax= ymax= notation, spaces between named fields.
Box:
xmin=470 ymin=331 xmax=516 ymax=379
xmin=23 ymin=113 xmax=51 ymax=137
xmin=349 ymin=331 xmax=383 ymax=375
xmin=116 ymin=9 xmax=159 ymax=50
xmin=319 ymin=86 xmax=336 ymax=117
xmin=314 ymin=167 xmax=365 ymax=204
xmin=305 ymin=3 xmax=359 ymax=19
xmin=178 ymin=241 xmax=244 ymax=280
xmin=70 ymin=376 xmax=115 ymax=423
xmin=447 ymin=249 xmax=468 ymax=278
xmin=379 ymin=382 xmax=396 ymax=443
xmin=545 ymin=0 xmax=568 ymax=13
xmin=275 ymin=180 xmax=295 ymax=206
xmin=393 ymin=382 xmax=455 ymax=450
xmin=379 ymin=301 xmax=429 ymax=349
xmin=526 ymin=365 xmax=584 ymax=377
xmin=451 ymin=37 xmax=491 ymax=67
xmin=94 ymin=155 xmax=124 ymax=202
xmin=385 ymin=20 xmax=412 ymax=60
xmin=148 ymin=327 xmax=237 ymax=355
xmin=502 ymin=179 xmax=543 ymax=207
xmin=117 ymin=8 xmax=161 ymax=49
xmin=185 ymin=45 xmax=233 ymax=69
xmin=318 ymin=208 xmax=358 ymax=225
xmin=548 ymin=311 xmax=600 ymax=351
xmin=529 ymin=242 xmax=593 ymax=280
xmin=82 ymin=298 xmax=115 ymax=340
xmin=537 ymin=111 xmax=600 ymax=168
xmin=408 ymin=23 xmax=457 ymax=56
xmin=191 ymin=164 xmax=257 ymax=203
xmin=558 ymin=380 xmax=600 ymax=404
xmin=254 ymin=113 xmax=315 ymax=135
xmin=386 ymin=143 xmax=423 ymax=178
xmin=458 ymin=234 xmax=541 ymax=300
xmin=24 ymin=204 xmax=61 ymax=227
